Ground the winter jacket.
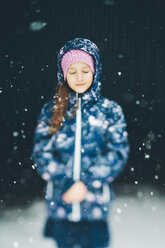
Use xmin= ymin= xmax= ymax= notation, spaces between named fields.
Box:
xmin=31 ymin=38 xmax=130 ymax=222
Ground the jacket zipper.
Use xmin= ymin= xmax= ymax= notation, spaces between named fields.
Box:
xmin=69 ymin=92 xmax=82 ymax=222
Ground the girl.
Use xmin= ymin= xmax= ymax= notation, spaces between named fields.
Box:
xmin=31 ymin=37 xmax=130 ymax=248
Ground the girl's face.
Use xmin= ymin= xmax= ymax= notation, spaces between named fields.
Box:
xmin=66 ymin=62 xmax=93 ymax=93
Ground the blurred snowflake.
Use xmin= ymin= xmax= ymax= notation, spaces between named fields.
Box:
xmin=29 ymin=21 xmax=47 ymax=31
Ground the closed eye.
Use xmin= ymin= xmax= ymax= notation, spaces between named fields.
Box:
xmin=69 ymin=71 xmax=89 ymax=74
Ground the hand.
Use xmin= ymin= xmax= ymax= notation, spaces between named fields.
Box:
xmin=62 ymin=181 xmax=88 ymax=204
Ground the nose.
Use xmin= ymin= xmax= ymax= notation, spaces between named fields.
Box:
xmin=77 ymin=72 xmax=83 ymax=82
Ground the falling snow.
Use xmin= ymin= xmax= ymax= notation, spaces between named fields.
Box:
xmin=13 ymin=131 xmax=19 ymax=137
xmin=29 ymin=21 xmax=47 ymax=31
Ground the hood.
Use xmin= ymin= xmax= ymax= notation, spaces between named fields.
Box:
xmin=57 ymin=38 xmax=102 ymax=108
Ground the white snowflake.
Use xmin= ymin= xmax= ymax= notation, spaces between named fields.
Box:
xmin=13 ymin=131 xmax=19 ymax=137
xmin=116 ymin=208 xmax=122 ymax=214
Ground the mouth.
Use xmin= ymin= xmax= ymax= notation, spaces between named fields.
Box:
xmin=75 ymin=83 xmax=86 ymax=86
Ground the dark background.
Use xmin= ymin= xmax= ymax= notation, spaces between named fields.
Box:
xmin=0 ymin=0 xmax=165 ymax=206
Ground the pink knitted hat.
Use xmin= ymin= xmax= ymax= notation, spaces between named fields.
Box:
xmin=61 ymin=49 xmax=95 ymax=81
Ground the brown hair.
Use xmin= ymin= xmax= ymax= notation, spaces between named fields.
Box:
xmin=49 ymin=81 xmax=78 ymax=135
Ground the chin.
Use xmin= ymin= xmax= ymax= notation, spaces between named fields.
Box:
xmin=75 ymin=89 xmax=86 ymax=94
xmin=75 ymin=89 xmax=87 ymax=94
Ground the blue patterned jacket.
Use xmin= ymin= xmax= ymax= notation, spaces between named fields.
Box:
xmin=31 ymin=38 xmax=130 ymax=222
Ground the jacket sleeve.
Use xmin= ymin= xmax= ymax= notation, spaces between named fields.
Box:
xmin=31 ymin=102 xmax=75 ymax=192
xmin=81 ymin=100 xmax=130 ymax=189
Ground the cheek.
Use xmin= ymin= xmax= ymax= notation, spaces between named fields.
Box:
xmin=88 ymin=74 xmax=93 ymax=84
xmin=66 ymin=78 xmax=77 ymax=90
xmin=66 ymin=76 xmax=74 ymax=85
xmin=67 ymin=81 xmax=74 ymax=89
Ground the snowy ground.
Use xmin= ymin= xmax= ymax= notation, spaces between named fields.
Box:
xmin=0 ymin=185 xmax=165 ymax=248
